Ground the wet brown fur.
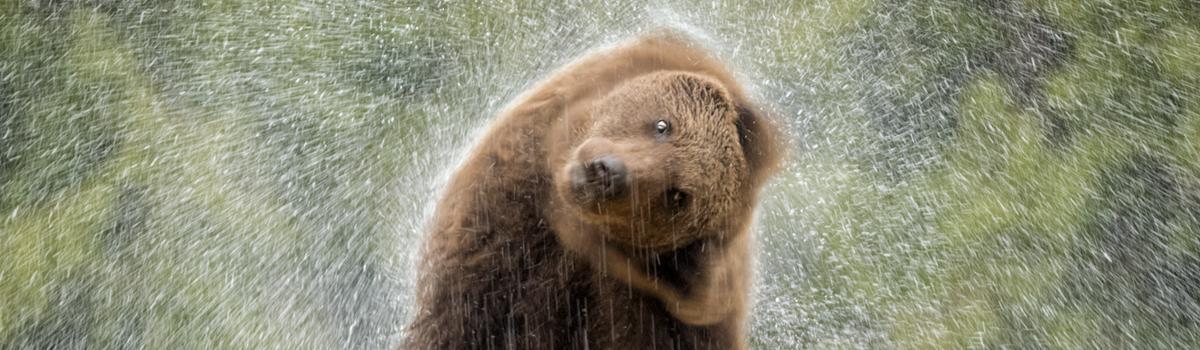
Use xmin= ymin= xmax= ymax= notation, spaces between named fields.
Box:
xmin=404 ymin=32 xmax=783 ymax=350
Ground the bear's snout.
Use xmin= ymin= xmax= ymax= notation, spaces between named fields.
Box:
xmin=570 ymin=155 xmax=628 ymax=201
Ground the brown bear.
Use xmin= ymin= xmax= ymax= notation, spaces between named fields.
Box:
xmin=404 ymin=32 xmax=783 ymax=350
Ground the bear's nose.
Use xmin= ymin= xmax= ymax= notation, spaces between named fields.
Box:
xmin=583 ymin=155 xmax=628 ymax=198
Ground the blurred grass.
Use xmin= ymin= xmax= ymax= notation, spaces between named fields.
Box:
xmin=2 ymin=0 xmax=1200 ymax=349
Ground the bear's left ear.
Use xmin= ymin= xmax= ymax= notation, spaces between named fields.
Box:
xmin=735 ymin=104 xmax=784 ymax=188
xmin=674 ymin=73 xmax=734 ymax=113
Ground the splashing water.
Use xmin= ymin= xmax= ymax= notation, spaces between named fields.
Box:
xmin=2 ymin=1 xmax=1199 ymax=348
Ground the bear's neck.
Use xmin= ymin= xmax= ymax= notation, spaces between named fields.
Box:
xmin=545 ymin=204 xmax=713 ymax=294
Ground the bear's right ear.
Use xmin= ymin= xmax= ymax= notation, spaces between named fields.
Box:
xmin=735 ymin=105 xmax=784 ymax=188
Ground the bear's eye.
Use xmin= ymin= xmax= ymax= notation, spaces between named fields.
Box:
xmin=654 ymin=120 xmax=671 ymax=135
xmin=664 ymin=187 xmax=690 ymax=211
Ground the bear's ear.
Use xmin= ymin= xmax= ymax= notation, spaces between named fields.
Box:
xmin=735 ymin=105 xmax=784 ymax=187
xmin=673 ymin=74 xmax=734 ymax=113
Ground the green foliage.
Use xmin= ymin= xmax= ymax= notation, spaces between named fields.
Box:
xmin=1 ymin=2 xmax=426 ymax=348
xmin=0 ymin=182 xmax=112 ymax=341
xmin=760 ymin=0 xmax=1200 ymax=347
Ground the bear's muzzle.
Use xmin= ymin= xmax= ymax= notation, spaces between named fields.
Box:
xmin=569 ymin=155 xmax=629 ymax=203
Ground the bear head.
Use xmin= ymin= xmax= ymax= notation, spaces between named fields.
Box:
xmin=555 ymin=71 xmax=777 ymax=251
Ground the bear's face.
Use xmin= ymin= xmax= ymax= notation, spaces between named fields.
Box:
xmin=556 ymin=72 xmax=752 ymax=250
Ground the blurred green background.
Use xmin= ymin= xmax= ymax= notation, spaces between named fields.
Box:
xmin=2 ymin=0 xmax=1199 ymax=348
